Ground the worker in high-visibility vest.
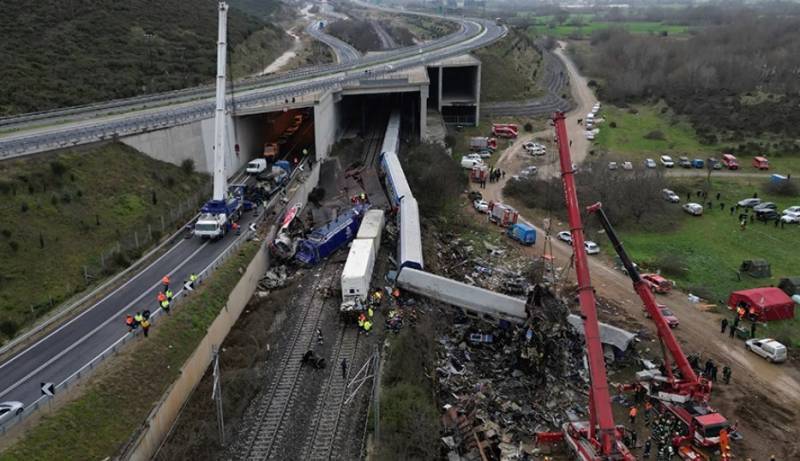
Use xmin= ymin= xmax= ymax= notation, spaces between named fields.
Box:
xmin=161 ymin=299 xmax=170 ymax=313
xmin=134 ymin=312 xmax=144 ymax=331
xmin=189 ymin=273 xmax=198 ymax=289
xmin=363 ymin=320 xmax=372 ymax=334
xmin=367 ymin=307 xmax=374 ymax=318
xmin=125 ymin=315 xmax=135 ymax=332
xmin=161 ymin=275 xmax=170 ymax=291
xmin=157 ymin=292 xmax=166 ymax=303
xmin=165 ymin=289 xmax=174 ymax=301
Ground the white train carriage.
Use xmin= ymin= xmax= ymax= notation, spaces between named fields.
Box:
xmin=398 ymin=197 xmax=424 ymax=271
xmin=381 ymin=112 xmax=401 ymax=156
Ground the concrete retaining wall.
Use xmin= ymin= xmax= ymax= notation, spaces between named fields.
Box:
xmin=314 ymin=90 xmax=337 ymax=161
xmin=124 ymin=161 xmax=321 ymax=461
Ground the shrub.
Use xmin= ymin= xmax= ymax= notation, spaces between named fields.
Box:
xmin=181 ymin=158 xmax=195 ymax=176
xmin=644 ymin=130 xmax=666 ymax=140
xmin=1 ymin=229 xmax=11 ymax=238
xmin=399 ymin=142 xmax=465 ymax=217
xmin=20 ymin=202 xmax=29 ymax=212
xmin=609 ymin=121 xmax=617 ymax=128
xmin=764 ymin=179 xmax=799 ymax=196
xmin=653 ymin=254 xmax=688 ymax=278
xmin=443 ymin=135 xmax=456 ymax=148
xmin=0 ymin=320 xmax=19 ymax=338
xmin=61 ymin=192 xmax=72 ymax=204
xmin=524 ymin=122 xmax=533 ymax=132
xmin=165 ymin=176 xmax=176 ymax=188
xmin=50 ymin=160 xmax=68 ymax=177
xmin=9 ymin=241 xmax=19 ymax=252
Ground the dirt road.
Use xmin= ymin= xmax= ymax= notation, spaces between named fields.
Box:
xmin=471 ymin=45 xmax=800 ymax=458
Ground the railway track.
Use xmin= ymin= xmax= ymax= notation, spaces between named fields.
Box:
xmin=301 ymin=327 xmax=360 ymax=460
xmin=363 ymin=118 xmax=386 ymax=168
xmin=237 ymin=263 xmax=338 ymax=460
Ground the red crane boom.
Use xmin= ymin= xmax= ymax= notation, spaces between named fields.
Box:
xmin=552 ymin=113 xmax=632 ymax=460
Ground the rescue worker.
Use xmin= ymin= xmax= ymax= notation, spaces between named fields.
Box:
xmin=161 ymin=275 xmax=170 ymax=292
xmin=161 ymin=298 xmax=171 ymax=314
xmin=367 ymin=306 xmax=374 ymax=318
xmin=363 ymin=319 xmax=373 ymax=334
xmin=341 ymin=358 xmax=347 ymax=380
xmin=750 ymin=321 xmax=757 ymax=338
xmin=189 ymin=273 xmax=198 ymax=288
xmin=142 ymin=309 xmax=151 ymax=320
xmin=644 ymin=400 xmax=653 ymax=425
xmin=729 ymin=318 xmax=737 ymax=338
xmin=357 ymin=315 xmax=365 ymax=330
xmin=125 ymin=314 xmax=135 ymax=332
xmin=165 ymin=289 xmax=174 ymax=302
xmin=232 ymin=222 xmax=240 ymax=235
xmin=141 ymin=317 xmax=151 ymax=338
xmin=157 ymin=291 xmax=166 ymax=304
xmin=628 ymin=406 xmax=637 ymax=425
xmin=720 ymin=317 xmax=728 ymax=334
xmin=317 ymin=328 xmax=323 ymax=344
xmin=134 ymin=312 xmax=144 ymax=330
xmin=722 ymin=365 xmax=732 ymax=384
xmin=643 ymin=439 xmax=652 ymax=458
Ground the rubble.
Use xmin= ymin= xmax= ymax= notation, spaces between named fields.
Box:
xmin=259 ymin=265 xmax=300 ymax=290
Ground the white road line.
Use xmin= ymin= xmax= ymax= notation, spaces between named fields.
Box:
xmin=0 ymin=238 xmax=190 ymax=373
xmin=0 ymin=242 xmax=209 ymax=400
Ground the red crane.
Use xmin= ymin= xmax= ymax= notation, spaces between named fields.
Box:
xmin=586 ymin=201 xmax=731 ymax=450
xmin=551 ymin=113 xmax=634 ymax=460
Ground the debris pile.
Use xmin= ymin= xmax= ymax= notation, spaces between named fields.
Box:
xmin=437 ymin=286 xmax=589 ymax=461
xmin=259 ymin=265 xmax=301 ymax=291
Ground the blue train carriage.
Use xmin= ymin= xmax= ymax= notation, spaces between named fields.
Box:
xmin=294 ymin=205 xmax=367 ymax=265
xmin=398 ymin=197 xmax=424 ymax=271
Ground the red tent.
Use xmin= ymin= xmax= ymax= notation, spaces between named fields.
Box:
xmin=727 ymin=287 xmax=795 ymax=321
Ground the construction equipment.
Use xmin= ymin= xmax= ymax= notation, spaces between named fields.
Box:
xmin=586 ymin=201 xmax=731 ymax=451
xmin=194 ymin=2 xmax=243 ymax=241
xmin=550 ymin=112 xmax=634 ymax=460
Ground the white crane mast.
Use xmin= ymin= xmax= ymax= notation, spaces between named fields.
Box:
xmin=212 ymin=1 xmax=229 ymax=201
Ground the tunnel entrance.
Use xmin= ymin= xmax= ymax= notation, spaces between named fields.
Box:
xmin=338 ymin=92 xmax=421 ymax=142
xmin=427 ymin=67 xmax=440 ymax=109
xmin=236 ymin=107 xmax=316 ymax=166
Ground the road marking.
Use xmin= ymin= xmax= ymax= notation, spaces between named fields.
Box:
xmin=0 ymin=242 xmax=208 ymax=400
xmin=0 ymin=238 xmax=189 ymax=374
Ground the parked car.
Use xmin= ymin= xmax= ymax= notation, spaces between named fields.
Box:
xmin=519 ymin=165 xmax=538 ymax=178
xmin=691 ymin=158 xmax=705 ymax=169
xmin=473 ymin=199 xmax=490 ymax=214
xmin=644 ymin=158 xmax=657 ymax=169
xmin=678 ymin=156 xmax=691 ymax=168
xmin=644 ymin=304 xmax=680 ymax=328
xmin=780 ymin=212 xmax=800 ymax=224
xmin=662 ymin=189 xmax=680 ymax=203
xmin=753 ymin=202 xmax=777 ymax=212
xmin=752 ymin=156 xmax=769 ymax=170
xmin=584 ymin=241 xmax=600 ymax=254
xmin=737 ymin=197 xmax=762 ymax=208
xmin=557 ymin=231 xmax=573 ymax=244
xmin=642 ymin=273 xmax=673 ymax=294
xmin=524 ymin=141 xmax=546 ymax=155
xmin=622 ymin=161 xmax=634 ymax=171
xmin=585 ymin=131 xmax=596 ymax=140
xmin=745 ymin=338 xmax=787 ymax=363
xmin=608 ymin=162 xmax=618 ymax=171
xmin=682 ymin=202 xmax=704 ymax=216
xmin=707 ymin=157 xmax=722 ymax=170
xmin=0 ymin=401 xmax=24 ymax=425
xmin=782 ymin=206 xmax=800 ymax=215
xmin=468 ymin=190 xmax=482 ymax=202
xmin=756 ymin=210 xmax=780 ymax=221
xmin=472 ymin=150 xmax=492 ymax=159
xmin=461 ymin=156 xmax=483 ymax=169
xmin=660 ymin=155 xmax=674 ymax=168
xmin=721 ymin=153 xmax=739 ymax=170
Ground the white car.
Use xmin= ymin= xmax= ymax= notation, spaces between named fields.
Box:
xmin=461 ymin=156 xmax=483 ymax=169
xmin=584 ymin=241 xmax=600 ymax=254
xmin=682 ymin=202 xmax=703 ymax=216
xmin=662 ymin=189 xmax=680 ymax=203
xmin=473 ymin=199 xmax=490 ymax=213
xmin=737 ymin=197 xmax=761 ymax=208
xmin=608 ymin=162 xmax=618 ymax=171
xmin=585 ymin=131 xmax=596 ymax=140
xmin=520 ymin=165 xmax=538 ymax=177
xmin=622 ymin=161 xmax=633 ymax=171
xmin=745 ymin=338 xmax=787 ymax=363
xmin=782 ymin=206 xmax=800 ymax=215
xmin=0 ymin=401 xmax=24 ymax=425
xmin=557 ymin=231 xmax=573 ymax=244
xmin=660 ymin=155 xmax=674 ymax=168
xmin=780 ymin=211 xmax=800 ymax=224
xmin=644 ymin=158 xmax=657 ymax=169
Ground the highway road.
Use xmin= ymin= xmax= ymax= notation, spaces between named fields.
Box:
xmin=305 ymin=21 xmax=362 ymax=63
xmin=0 ymin=11 xmax=505 ymax=160
xmin=0 ymin=3 xmax=505 ymax=432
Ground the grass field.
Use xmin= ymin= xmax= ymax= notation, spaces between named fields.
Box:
xmin=528 ymin=21 xmax=689 ymax=39
xmin=617 ymin=177 xmax=800 ymax=344
xmin=0 ymin=241 xmax=259 ymax=461
xmin=474 ymin=30 xmax=544 ymax=102
xmin=0 ymin=144 xmax=208 ymax=340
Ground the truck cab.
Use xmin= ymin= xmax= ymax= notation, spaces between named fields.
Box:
xmin=665 ymin=403 xmax=730 ymax=448
xmin=247 ymin=158 xmax=267 ymax=174
xmin=752 ymin=156 xmax=769 ymax=170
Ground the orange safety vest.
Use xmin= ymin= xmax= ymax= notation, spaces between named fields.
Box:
xmin=157 ymin=292 xmax=166 ymax=302
xmin=162 ymin=276 xmax=170 ymax=285
xmin=125 ymin=315 xmax=134 ymax=326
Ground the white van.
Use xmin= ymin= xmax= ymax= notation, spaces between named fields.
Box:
xmin=246 ymin=158 xmax=267 ymax=174
xmin=461 ymin=156 xmax=483 ymax=169
xmin=745 ymin=338 xmax=787 ymax=363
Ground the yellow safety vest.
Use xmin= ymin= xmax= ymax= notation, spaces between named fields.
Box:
xmin=364 ymin=321 xmax=372 ymax=331
xmin=161 ymin=300 xmax=170 ymax=309
xmin=134 ymin=314 xmax=144 ymax=323
xmin=368 ymin=308 xmax=374 ymax=318
xmin=141 ymin=319 xmax=150 ymax=329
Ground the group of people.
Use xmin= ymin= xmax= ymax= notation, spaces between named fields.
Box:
xmin=721 ymin=311 xmax=758 ymax=341
xmin=123 ymin=272 xmax=199 ymax=338
xmin=687 ymin=354 xmax=733 ymax=384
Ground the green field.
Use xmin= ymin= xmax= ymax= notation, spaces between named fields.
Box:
xmin=617 ymin=177 xmax=800 ymax=344
xmin=0 ymin=144 xmax=208 ymax=340
xmin=528 ymin=21 xmax=689 ymax=39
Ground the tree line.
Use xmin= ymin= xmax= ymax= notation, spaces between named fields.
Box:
xmin=576 ymin=16 xmax=800 ymax=140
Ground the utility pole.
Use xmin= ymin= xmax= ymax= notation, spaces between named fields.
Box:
xmin=211 ymin=346 xmax=225 ymax=446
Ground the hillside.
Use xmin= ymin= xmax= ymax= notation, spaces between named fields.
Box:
xmin=0 ymin=0 xmax=290 ymax=116
xmin=0 ymin=144 xmax=209 ymax=341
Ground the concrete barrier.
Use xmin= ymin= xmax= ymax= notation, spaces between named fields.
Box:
xmin=123 ymin=162 xmax=321 ymax=461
